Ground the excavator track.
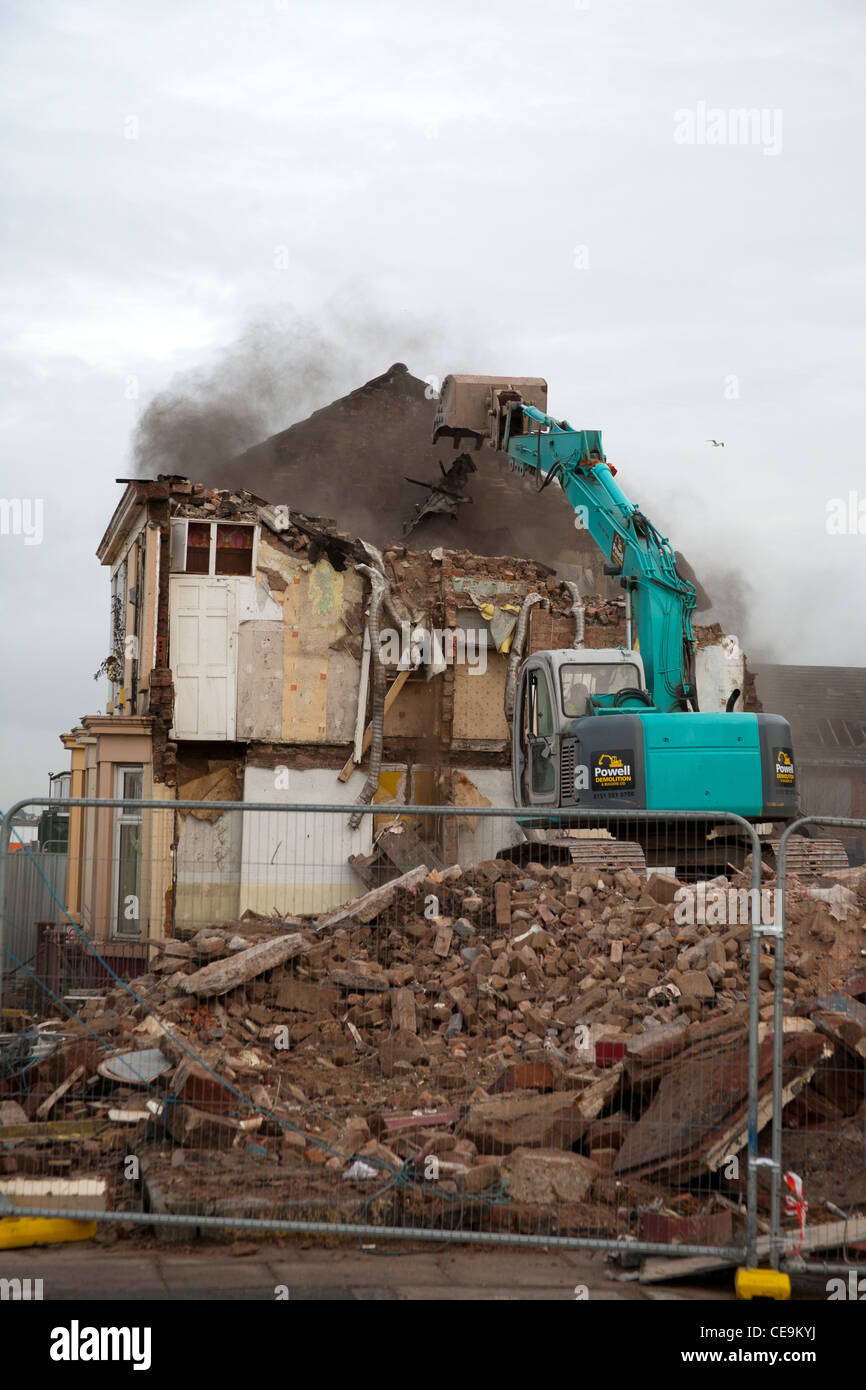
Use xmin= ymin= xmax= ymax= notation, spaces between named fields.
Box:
xmin=558 ymin=838 xmax=647 ymax=874
xmin=498 ymin=833 xmax=648 ymax=874
xmin=766 ymin=834 xmax=850 ymax=878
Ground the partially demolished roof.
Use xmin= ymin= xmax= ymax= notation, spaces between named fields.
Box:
xmin=99 ymin=475 xmax=730 ymax=676
xmin=176 ymin=361 xmax=708 ymax=606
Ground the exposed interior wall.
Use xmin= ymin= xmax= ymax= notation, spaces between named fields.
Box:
xmin=174 ymin=808 xmax=242 ymax=932
xmin=442 ymin=767 xmax=524 ymax=863
xmin=240 ymin=763 xmax=375 ymax=915
xmin=452 ymin=657 xmax=509 ymax=746
xmin=236 ymin=536 xmax=367 ymax=745
xmin=237 ymin=761 xmax=522 ymax=911
xmin=174 ymin=753 xmax=243 ymax=930
xmin=143 ymin=776 xmax=174 ymax=949
xmin=695 ymin=641 xmax=746 ymax=712
xmin=382 ymin=675 xmax=438 ymax=739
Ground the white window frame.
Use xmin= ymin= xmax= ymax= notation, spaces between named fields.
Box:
xmin=112 ymin=765 xmax=143 ymax=940
xmin=170 ymin=520 xmax=259 ymax=578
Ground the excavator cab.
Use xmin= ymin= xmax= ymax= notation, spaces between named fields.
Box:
xmin=513 ymin=649 xmax=649 ymax=807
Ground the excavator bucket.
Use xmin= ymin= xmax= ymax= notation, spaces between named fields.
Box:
xmin=432 ymin=374 xmax=548 ymax=448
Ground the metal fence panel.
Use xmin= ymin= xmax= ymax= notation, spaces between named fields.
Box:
xmin=1 ymin=849 xmax=67 ymax=985
xmin=772 ymin=816 xmax=866 ymax=1280
xmin=1 ymin=797 xmax=771 ymax=1270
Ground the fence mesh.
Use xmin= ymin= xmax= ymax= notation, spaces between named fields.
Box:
xmin=0 ymin=799 xmax=790 ymax=1267
xmin=769 ymin=816 xmax=866 ymax=1278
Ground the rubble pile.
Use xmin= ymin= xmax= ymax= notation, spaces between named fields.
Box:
xmin=2 ymin=858 xmax=864 ymax=1244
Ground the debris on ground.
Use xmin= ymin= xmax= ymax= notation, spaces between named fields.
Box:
xmin=1 ymin=854 xmax=864 ymax=1251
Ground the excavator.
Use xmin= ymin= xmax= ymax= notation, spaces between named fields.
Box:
xmin=431 ymin=375 xmax=845 ymax=878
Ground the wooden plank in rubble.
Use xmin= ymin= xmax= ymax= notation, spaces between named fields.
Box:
xmin=614 ymin=1032 xmax=832 ymax=1184
xmin=337 ymin=669 xmax=412 ymax=782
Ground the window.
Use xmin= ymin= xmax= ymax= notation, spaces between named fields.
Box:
xmin=185 ymin=522 xmax=211 ymax=574
xmin=559 ymin=662 xmax=644 ymax=717
xmin=522 ymin=669 xmax=556 ymax=796
xmin=214 ymin=524 xmax=254 ymax=575
xmin=49 ymin=772 xmax=71 ymax=800
xmin=170 ymin=520 xmax=256 ymax=577
xmin=113 ymin=766 xmax=143 ymax=939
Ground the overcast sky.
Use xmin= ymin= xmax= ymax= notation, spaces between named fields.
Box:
xmin=1 ymin=0 xmax=864 ymax=814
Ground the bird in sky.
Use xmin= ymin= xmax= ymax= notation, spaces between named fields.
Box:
xmin=706 ymin=439 xmax=725 ymax=447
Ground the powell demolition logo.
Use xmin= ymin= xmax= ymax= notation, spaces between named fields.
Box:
xmin=774 ymin=747 xmax=795 ymax=787
xmin=610 ymin=533 xmax=625 ymax=569
xmin=592 ymin=750 xmax=635 ymax=792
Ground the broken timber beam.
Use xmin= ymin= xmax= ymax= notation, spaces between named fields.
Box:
xmin=316 ymin=863 xmax=429 ymax=932
xmin=35 ymin=1065 xmax=86 ymax=1120
xmin=377 ymin=822 xmax=447 ymax=875
xmin=179 ymin=933 xmax=309 ymax=999
xmin=615 ymin=1033 xmax=831 ymax=1183
xmin=390 ymin=987 xmax=417 ymax=1034
xmin=337 ymin=669 xmax=411 ymax=781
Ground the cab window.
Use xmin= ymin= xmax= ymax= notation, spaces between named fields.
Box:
xmin=560 ymin=662 xmax=643 ymax=717
xmin=524 ymin=669 xmax=556 ymax=795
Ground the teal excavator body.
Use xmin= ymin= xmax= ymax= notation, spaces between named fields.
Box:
xmin=432 ymin=375 xmax=798 ymax=825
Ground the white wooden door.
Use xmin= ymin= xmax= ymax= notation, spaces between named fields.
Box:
xmin=169 ymin=577 xmax=237 ymax=739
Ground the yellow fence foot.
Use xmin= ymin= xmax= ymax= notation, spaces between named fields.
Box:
xmin=0 ymin=1217 xmax=98 ymax=1250
xmin=736 ymin=1267 xmax=791 ymax=1300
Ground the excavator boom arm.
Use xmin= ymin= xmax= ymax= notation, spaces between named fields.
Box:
xmin=502 ymin=402 xmax=698 ymax=711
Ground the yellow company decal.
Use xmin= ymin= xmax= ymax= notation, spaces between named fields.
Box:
xmin=610 ymin=534 xmax=625 ymax=568
xmin=593 ymin=750 xmax=635 ymax=791
xmin=774 ymin=748 xmax=795 ymax=786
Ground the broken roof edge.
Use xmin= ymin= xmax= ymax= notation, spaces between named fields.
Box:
xmin=100 ymin=474 xmax=567 ymax=582
xmin=96 ymin=482 xmax=145 ymax=566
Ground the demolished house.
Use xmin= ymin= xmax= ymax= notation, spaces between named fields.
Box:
xmin=57 ymin=470 xmax=752 ymax=953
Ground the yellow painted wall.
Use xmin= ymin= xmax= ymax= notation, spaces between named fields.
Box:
xmin=452 ymin=655 xmax=509 ymax=740
xmin=255 ymin=536 xmax=366 ymax=746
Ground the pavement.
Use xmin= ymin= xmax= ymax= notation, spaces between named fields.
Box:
xmin=0 ymin=1239 xmax=739 ymax=1300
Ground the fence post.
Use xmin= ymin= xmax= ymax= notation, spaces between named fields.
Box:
xmin=0 ymin=801 xmax=20 ymax=1020
xmin=745 ymin=819 xmax=769 ymax=1268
